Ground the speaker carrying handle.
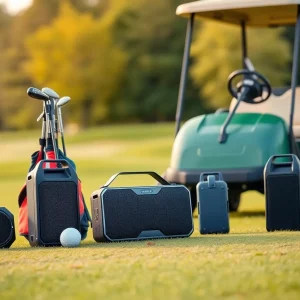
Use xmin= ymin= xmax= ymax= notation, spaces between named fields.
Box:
xmin=101 ymin=171 xmax=171 ymax=188
xmin=38 ymin=159 xmax=74 ymax=178
xmin=200 ymin=172 xmax=223 ymax=182
xmin=270 ymin=154 xmax=297 ymax=167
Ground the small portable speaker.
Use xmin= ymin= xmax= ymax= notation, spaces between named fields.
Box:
xmin=90 ymin=172 xmax=194 ymax=242
xmin=264 ymin=154 xmax=300 ymax=231
xmin=26 ymin=160 xmax=81 ymax=246
xmin=0 ymin=207 xmax=16 ymax=248
xmin=197 ymin=172 xmax=229 ymax=234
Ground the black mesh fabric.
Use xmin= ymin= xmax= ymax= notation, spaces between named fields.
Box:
xmin=266 ymin=175 xmax=300 ymax=230
xmin=102 ymin=186 xmax=193 ymax=239
xmin=38 ymin=181 xmax=79 ymax=243
xmin=0 ymin=211 xmax=12 ymax=245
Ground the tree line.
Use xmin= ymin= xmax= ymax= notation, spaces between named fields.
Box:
xmin=0 ymin=0 xmax=296 ymax=130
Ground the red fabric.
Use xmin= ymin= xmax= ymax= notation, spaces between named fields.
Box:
xmin=78 ymin=180 xmax=84 ymax=215
xmin=19 ymin=195 xmax=29 ymax=235
xmin=43 ymin=150 xmax=57 ymax=168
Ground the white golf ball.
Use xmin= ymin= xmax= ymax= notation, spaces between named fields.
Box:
xmin=60 ymin=228 xmax=81 ymax=247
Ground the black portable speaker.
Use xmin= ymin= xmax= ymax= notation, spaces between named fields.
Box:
xmin=26 ymin=160 xmax=81 ymax=246
xmin=90 ymin=171 xmax=194 ymax=242
xmin=264 ymin=154 xmax=300 ymax=231
xmin=0 ymin=207 xmax=15 ymax=248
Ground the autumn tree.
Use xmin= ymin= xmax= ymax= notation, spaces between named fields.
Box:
xmin=25 ymin=2 xmax=127 ymax=127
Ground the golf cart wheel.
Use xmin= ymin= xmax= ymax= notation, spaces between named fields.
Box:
xmin=228 ymin=191 xmax=241 ymax=212
xmin=189 ymin=188 xmax=197 ymax=212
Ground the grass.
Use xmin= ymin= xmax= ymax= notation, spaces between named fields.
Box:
xmin=0 ymin=123 xmax=300 ymax=300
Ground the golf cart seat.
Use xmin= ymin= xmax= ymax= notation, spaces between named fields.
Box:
xmin=229 ymin=87 xmax=300 ymax=138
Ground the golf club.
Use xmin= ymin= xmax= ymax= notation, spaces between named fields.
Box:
xmin=27 ymin=87 xmax=49 ymax=101
xmin=56 ymin=96 xmax=71 ymax=156
xmin=42 ymin=87 xmax=60 ymax=100
xmin=27 ymin=88 xmax=48 ymax=144
xmin=42 ymin=87 xmax=60 ymax=153
xmin=27 ymin=87 xmax=59 ymax=159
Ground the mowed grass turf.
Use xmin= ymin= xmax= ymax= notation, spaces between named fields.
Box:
xmin=0 ymin=123 xmax=300 ymax=300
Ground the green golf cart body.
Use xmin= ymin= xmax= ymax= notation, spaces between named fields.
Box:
xmin=164 ymin=0 xmax=300 ymax=211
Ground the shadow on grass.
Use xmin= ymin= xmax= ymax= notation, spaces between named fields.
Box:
xmin=5 ymin=232 xmax=300 ymax=251
xmin=76 ymin=232 xmax=300 ymax=249
xmin=230 ymin=211 xmax=265 ymax=218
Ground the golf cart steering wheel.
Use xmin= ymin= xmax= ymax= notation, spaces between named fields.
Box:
xmin=228 ymin=70 xmax=272 ymax=104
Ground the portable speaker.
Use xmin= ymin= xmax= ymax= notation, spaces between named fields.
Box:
xmin=90 ymin=172 xmax=194 ymax=242
xmin=197 ymin=172 xmax=229 ymax=234
xmin=264 ymin=154 xmax=300 ymax=231
xmin=0 ymin=207 xmax=15 ymax=248
xmin=26 ymin=160 xmax=81 ymax=246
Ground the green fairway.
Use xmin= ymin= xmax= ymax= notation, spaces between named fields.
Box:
xmin=0 ymin=123 xmax=299 ymax=300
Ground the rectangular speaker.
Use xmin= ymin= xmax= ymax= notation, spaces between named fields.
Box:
xmin=26 ymin=160 xmax=81 ymax=246
xmin=264 ymin=154 xmax=300 ymax=231
xmin=90 ymin=172 xmax=194 ymax=242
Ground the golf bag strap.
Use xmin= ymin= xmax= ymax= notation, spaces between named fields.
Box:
xmin=101 ymin=171 xmax=170 ymax=188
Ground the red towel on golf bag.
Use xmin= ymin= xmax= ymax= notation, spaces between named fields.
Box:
xmin=18 ymin=148 xmax=91 ymax=240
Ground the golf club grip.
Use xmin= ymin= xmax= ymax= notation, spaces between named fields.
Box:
xmin=200 ymin=172 xmax=223 ymax=182
xmin=101 ymin=171 xmax=170 ymax=188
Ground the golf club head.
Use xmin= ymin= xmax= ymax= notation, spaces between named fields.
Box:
xmin=57 ymin=96 xmax=71 ymax=108
xmin=42 ymin=87 xmax=60 ymax=99
xmin=27 ymin=87 xmax=49 ymax=101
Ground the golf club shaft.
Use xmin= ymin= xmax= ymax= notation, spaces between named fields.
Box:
xmin=42 ymin=102 xmax=47 ymax=139
xmin=58 ymin=108 xmax=67 ymax=156
xmin=50 ymin=99 xmax=59 ymax=159
xmin=45 ymin=99 xmax=58 ymax=159
xmin=56 ymin=97 xmax=71 ymax=157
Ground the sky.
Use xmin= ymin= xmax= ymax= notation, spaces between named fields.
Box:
xmin=0 ymin=0 xmax=32 ymax=14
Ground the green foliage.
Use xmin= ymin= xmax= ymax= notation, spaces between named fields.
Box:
xmin=25 ymin=2 xmax=127 ymax=127
xmin=191 ymin=21 xmax=291 ymax=109
xmin=110 ymin=0 xmax=202 ymax=122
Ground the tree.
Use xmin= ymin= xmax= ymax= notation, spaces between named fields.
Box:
xmin=191 ymin=21 xmax=291 ymax=109
xmin=109 ymin=0 xmax=202 ymax=123
xmin=25 ymin=2 xmax=127 ymax=127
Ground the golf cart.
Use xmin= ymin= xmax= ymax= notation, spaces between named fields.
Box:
xmin=164 ymin=0 xmax=300 ymax=211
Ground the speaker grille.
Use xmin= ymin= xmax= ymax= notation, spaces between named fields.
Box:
xmin=102 ymin=187 xmax=193 ymax=240
xmin=0 ymin=211 xmax=12 ymax=245
xmin=266 ymin=175 xmax=300 ymax=230
xmin=38 ymin=181 xmax=80 ymax=243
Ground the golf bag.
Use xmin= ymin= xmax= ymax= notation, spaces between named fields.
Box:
xmin=18 ymin=140 xmax=91 ymax=242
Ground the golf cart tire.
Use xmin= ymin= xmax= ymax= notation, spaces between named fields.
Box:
xmin=228 ymin=191 xmax=241 ymax=212
xmin=189 ymin=188 xmax=197 ymax=212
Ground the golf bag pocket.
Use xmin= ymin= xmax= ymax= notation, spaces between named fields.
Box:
xmin=90 ymin=171 xmax=194 ymax=242
xmin=18 ymin=159 xmax=91 ymax=244
xmin=197 ymin=172 xmax=229 ymax=234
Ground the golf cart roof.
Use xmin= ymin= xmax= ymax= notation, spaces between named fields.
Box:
xmin=176 ymin=0 xmax=300 ymax=26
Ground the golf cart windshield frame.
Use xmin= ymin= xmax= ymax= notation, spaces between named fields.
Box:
xmin=174 ymin=3 xmax=300 ymax=147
